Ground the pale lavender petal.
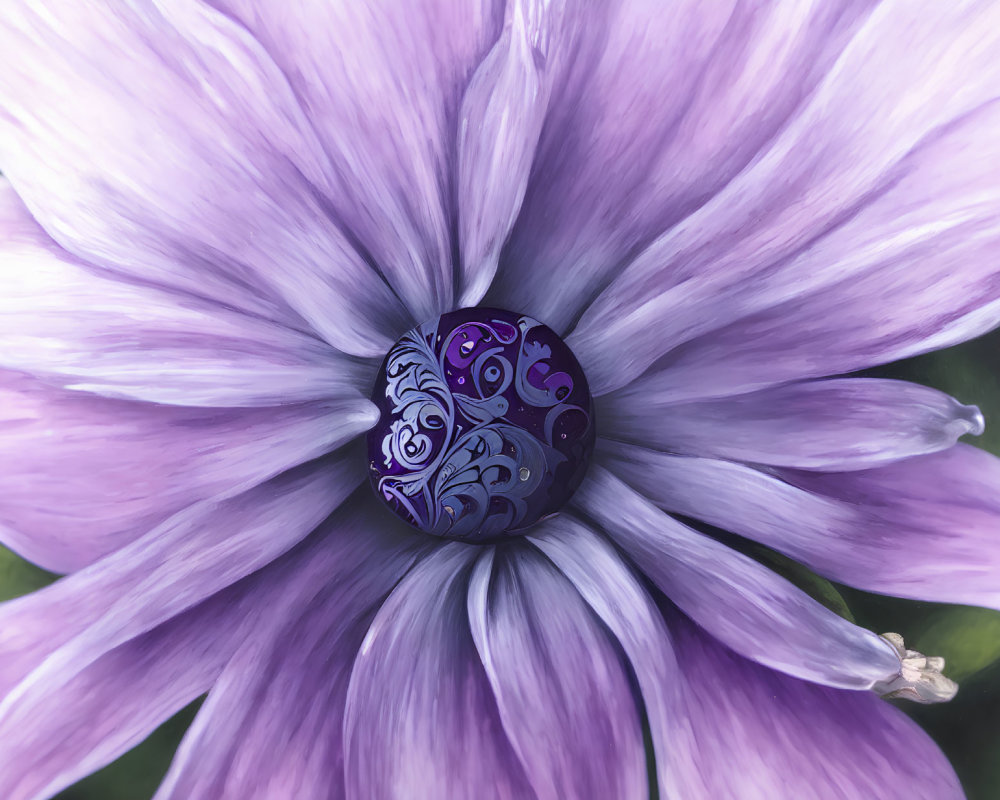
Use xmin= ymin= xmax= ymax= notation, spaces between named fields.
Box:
xmin=529 ymin=518 xmax=684 ymax=800
xmin=0 ymin=183 xmax=364 ymax=407
xmin=488 ymin=0 xmax=876 ymax=333
xmin=457 ymin=0 xmax=555 ymax=306
xmin=467 ymin=545 xmax=646 ymax=800
xmin=571 ymin=7 xmax=1000 ymax=394
xmin=0 ymin=2 xmax=408 ymax=353
xmin=0 ymin=559 xmax=280 ymax=800
xmin=154 ymin=499 xmax=427 ymax=800
xmin=0 ymin=371 xmax=374 ymax=573
xmin=602 ymin=442 xmax=1000 ymax=609
xmin=0 ymin=499 xmax=406 ymax=800
xmin=213 ymin=0 xmax=503 ymax=323
xmin=573 ymin=466 xmax=901 ymax=689
xmin=0 ymin=454 xmax=357 ymax=702
xmin=344 ymin=543 xmax=535 ymax=800
xmin=663 ymin=609 xmax=962 ymax=799
xmin=600 ymin=378 xmax=983 ymax=471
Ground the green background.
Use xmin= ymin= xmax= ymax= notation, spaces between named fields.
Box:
xmin=1 ymin=331 xmax=998 ymax=799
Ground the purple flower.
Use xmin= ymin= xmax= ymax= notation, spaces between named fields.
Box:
xmin=0 ymin=1 xmax=998 ymax=798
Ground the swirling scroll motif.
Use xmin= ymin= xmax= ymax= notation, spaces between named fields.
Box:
xmin=373 ymin=311 xmax=591 ymax=540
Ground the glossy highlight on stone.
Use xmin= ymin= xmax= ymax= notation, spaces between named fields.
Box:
xmin=367 ymin=308 xmax=596 ymax=541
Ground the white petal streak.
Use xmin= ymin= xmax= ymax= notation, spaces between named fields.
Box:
xmin=573 ymin=465 xmax=901 ymax=690
xmin=0 ymin=182 xmax=361 ymax=407
xmin=0 ymin=0 xmax=407 ymax=353
xmin=0 ymin=456 xmax=358 ymax=709
xmin=458 ymin=0 xmax=557 ymax=306
xmin=530 ymin=518 xmax=684 ymax=800
xmin=572 ymin=2 xmax=1000 ymax=394
xmin=467 ymin=544 xmax=646 ymax=800
xmin=600 ymin=378 xmax=984 ymax=471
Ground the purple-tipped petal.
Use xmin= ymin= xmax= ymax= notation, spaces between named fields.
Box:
xmin=603 ymin=443 xmax=1000 ymax=610
xmin=573 ymin=466 xmax=901 ymax=689
xmin=489 ymin=1 xmax=876 ymax=333
xmin=600 ymin=378 xmax=984 ymax=471
xmin=0 ymin=371 xmax=374 ymax=573
xmin=0 ymin=500 xmax=405 ymax=800
xmin=662 ymin=609 xmax=962 ymax=800
xmin=529 ymin=518 xmax=683 ymax=800
xmin=0 ymin=2 xmax=409 ymax=353
xmin=467 ymin=545 xmax=646 ymax=800
xmin=344 ymin=543 xmax=535 ymax=800
xmin=457 ymin=0 xmax=555 ymax=306
xmin=154 ymin=500 xmax=427 ymax=800
xmin=571 ymin=7 xmax=1000 ymax=394
xmin=212 ymin=0 xmax=504 ymax=324
xmin=0 ymin=183 xmax=365 ymax=407
xmin=0 ymin=455 xmax=358 ymax=703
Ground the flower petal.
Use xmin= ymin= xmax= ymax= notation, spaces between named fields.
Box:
xmin=488 ymin=0 xmax=877 ymax=333
xmin=467 ymin=544 xmax=646 ymax=800
xmin=457 ymin=0 xmax=555 ymax=306
xmin=212 ymin=0 xmax=504 ymax=323
xmin=0 ymin=500 xmax=398 ymax=800
xmin=0 ymin=182 xmax=363 ymax=407
xmin=573 ymin=466 xmax=901 ymax=689
xmin=344 ymin=542 xmax=535 ymax=800
xmin=662 ymin=608 xmax=962 ymax=800
xmin=600 ymin=378 xmax=983 ymax=471
xmin=0 ymin=1 xmax=408 ymax=353
xmin=570 ymin=6 xmax=1000 ymax=394
xmin=0 ymin=371 xmax=374 ymax=573
xmin=602 ymin=442 xmax=1000 ymax=609
xmin=0 ymin=454 xmax=358 ymax=703
xmin=529 ymin=518 xmax=683 ymax=800
xmin=154 ymin=500 xmax=426 ymax=800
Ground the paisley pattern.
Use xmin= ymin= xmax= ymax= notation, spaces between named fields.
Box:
xmin=368 ymin=308 xmax=595 ymax=541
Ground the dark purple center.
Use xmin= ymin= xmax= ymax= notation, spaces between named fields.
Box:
xmin=367 ymin=307 xmax=595 ymax=542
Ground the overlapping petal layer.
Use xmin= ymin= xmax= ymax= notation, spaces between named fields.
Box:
xmin=210 ymin=0 xmax=503 ymax=324
xmin=154 ymin=500 xmax=425 ymax=800
xmin=489 ymin=0 xmax=879 ymax=333
xmin=570 ymin=4 xmax=1000 ymax=394
xmin=660 ymin=608 xmax=963 ymax=799
xmin=0 ymin=1 xmax=409 ymax=353
xmin=344 ymin=543 xmax=535 ymax=800
xmin=0 ymin=371 xmax=373 ymax=572
xmin=573 ymin=466 xmax=903 ymax=689
xmin=529 ymin=519 xmax=683 ymax=800
xmin=0 ymin=182 xmax=363 ymax=407
xmin=456 ymin=0 xmax=555 ymax=306
xmin=0 ymin=497 xmax=412 ymax=800
xmin=468 ymin=545 xmax=646 ymax=800
xmin=0 ymin=1 xmax=994 ymax=799
xmin=604 ymin=443 xmax=1000 ymax=609
xmin=0 ymin=456 xmax=358 ymax=702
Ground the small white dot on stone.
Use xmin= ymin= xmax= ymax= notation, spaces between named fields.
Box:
xmin=519 ymin=467 xmax=531 ymax=482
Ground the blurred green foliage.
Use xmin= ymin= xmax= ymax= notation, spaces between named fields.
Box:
xmin=0 ymin=545 xmax=54 ymax=603
xmin=0 ymin=331 xmax=996 ymax=798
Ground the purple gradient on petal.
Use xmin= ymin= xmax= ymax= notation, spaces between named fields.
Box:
xmin=0 ymin=0 xmax=996 ymax=798
xmin=343 ymin=543 xmax=536 ymax=800
xmin=600 ymin=377 xmax=984 ymax=471
xmin=467 ymin=545 xmax=646 ymax=800
xmin=604 ymin=442 xmax=1000 ymax=610
xmin=661 ymin=607 xmax=962 ymax=800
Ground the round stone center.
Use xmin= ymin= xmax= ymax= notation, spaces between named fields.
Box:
xmin=367 ymin=307 xmax=595 ymax=541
